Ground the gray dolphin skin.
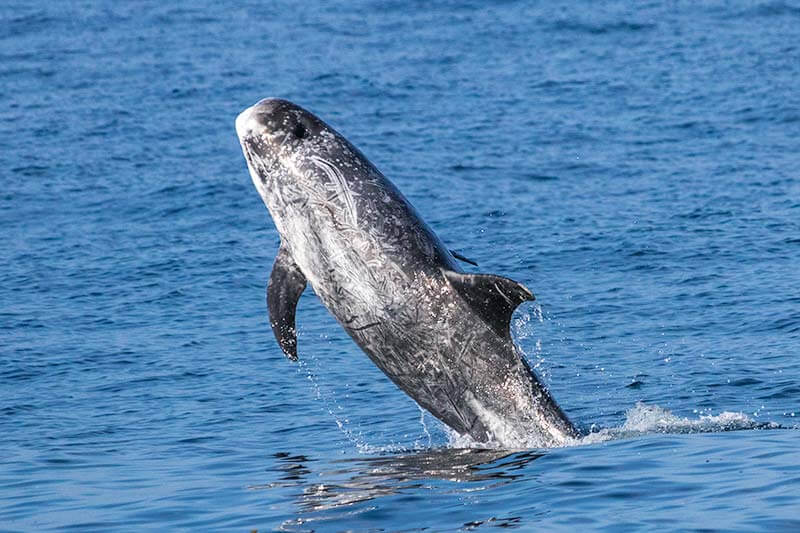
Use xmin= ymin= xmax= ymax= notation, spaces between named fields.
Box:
xmin=236 ymin=98 xmax=579 ymax=448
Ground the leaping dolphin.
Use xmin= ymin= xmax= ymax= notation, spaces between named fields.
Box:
xmin=236 ymin=98 xmax=578 ymax=447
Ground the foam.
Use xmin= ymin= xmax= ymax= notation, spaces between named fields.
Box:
xmin=580 ymin=402 xmax=781 ymax=445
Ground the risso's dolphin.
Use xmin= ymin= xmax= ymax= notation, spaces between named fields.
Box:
xmin=236 ymin=98 xmax=579 ymax=447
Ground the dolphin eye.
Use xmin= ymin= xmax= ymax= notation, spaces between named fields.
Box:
xmin=292 ymin=123 xmax=307 ymax=139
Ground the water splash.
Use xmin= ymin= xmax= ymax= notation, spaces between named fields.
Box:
xmin=581 ymin=402 xmax=782 ymax=445
xmin=296 ymin=359 xmax=391 ymax=454
xmin=298 ymin=317 xmax=783 ymax=453
xmin=415 ymin=405 xmax=433 ymax=449
xmin=512 ymin=304 xmax=548 ymax=377
xmin=298 ymin=357 xmax=428 ymax=454
xmin=443 ymin=401 xmax=782 ymax=450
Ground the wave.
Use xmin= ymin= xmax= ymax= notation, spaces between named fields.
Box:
xmin=726 ymin=1 xmax=800 ymax=19
xmin=550 ymin=19 xmax=656 ymax=35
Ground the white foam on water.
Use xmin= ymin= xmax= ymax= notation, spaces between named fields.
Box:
xmin=443 ymin=419 xmax=580 ymax=452
xmin=580 ymin=402 xmax=781 ymax=445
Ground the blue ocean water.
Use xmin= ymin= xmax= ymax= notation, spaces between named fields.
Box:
xmin=2 ymin=0 xmax=799 ymax=530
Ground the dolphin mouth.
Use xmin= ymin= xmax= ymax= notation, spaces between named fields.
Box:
xmin=239 ymin=141 xmax=257 ymax=171
xmin=236 ymin=105 xmax=277 ymax=170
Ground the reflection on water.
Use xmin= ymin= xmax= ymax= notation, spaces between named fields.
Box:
xmin=257 ymin=447 xmax=542 ymax=517
xmin=271 ymin=452 xmax=316 ymax=484
xmin=255 ymin=405 xmax=787 ymax=531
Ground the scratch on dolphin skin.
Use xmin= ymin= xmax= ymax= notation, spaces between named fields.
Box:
xmin=310 ymin=155 xmax=358 ymax=225
xmin=493 ymin=282 xmax=514 ymax=306
xmin=453 ymin=332 xmax=476 ymax=367
xmin=346 ymin=322 xmax=380 ymax=332
xmin=446 ymin=393 xmax=473 ymax=433
xmin=290 ymin=197 xmax=309 ymax=209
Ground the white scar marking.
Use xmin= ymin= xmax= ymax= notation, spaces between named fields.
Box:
xmin=310 ymin=155 xmax=357 ymax=225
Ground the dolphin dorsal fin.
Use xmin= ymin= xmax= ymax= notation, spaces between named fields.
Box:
xmin=443 ymin=270 xmax=535 ymax=338
xmin=267 ymin=243 xmax=307 ymax=360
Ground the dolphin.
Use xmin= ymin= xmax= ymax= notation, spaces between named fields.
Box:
xmin=236 ymin=98 xmax=579 ymax=447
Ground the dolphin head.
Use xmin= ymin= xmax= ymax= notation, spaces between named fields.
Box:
xmin=235 ymin=98 xmax=365 ymax=194
xmin=236 ymin=98 xmax=320 ymax=155
xmin=236 ymin=99 xmax=316 ymax=190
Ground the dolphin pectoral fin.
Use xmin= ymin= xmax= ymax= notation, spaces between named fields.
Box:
xmin=267 ymin=244 xmax=307 ymax=361
xmin=450 ymin=249 xmax=479 ymax=267
xmin=443 ymin=270 xmax=535 ymax=339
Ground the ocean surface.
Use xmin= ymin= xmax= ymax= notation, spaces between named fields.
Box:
xmin=2 ymin=0 xmax=799 ymax=531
